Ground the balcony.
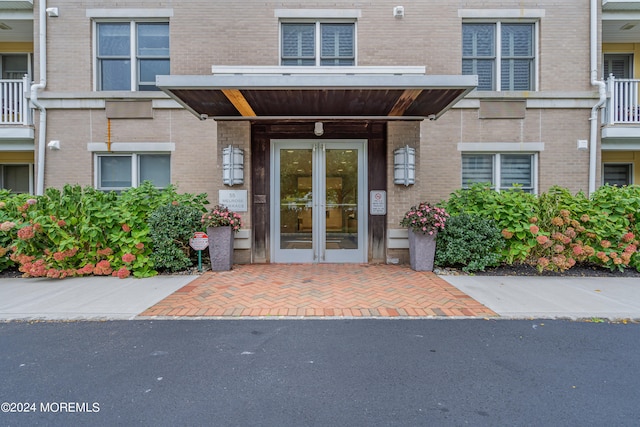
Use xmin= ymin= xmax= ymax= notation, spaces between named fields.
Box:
xmin=601 ymin=76 xmax=640 ymax=148
xmin=0 ymin=76 xmax=29 ymax=125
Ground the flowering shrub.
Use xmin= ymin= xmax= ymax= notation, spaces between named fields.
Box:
xmin=201 ymin=205 xmax=242 ymax=232
xmin=1 ymin=183 xmax=208 ymax=278
xmin=400 ymin=202 xmax=449 ymax=235
xmin=443 ymin=184 xmax=640 ymax=273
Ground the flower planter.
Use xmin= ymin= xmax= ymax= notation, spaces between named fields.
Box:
xmin=207 ymin=226 xmax=234 ymax=271
xmin=408 ymin=229 xmax=437 ymax=271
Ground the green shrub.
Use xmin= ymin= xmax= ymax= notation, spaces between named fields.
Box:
xmin=0 ymin=190 xmax=30 ymax=271
xmin=435 ymin=213 xmax=505 ymax=272
xmin=443 ymin=184 xmax=640 ymax=273
xmin=4 ymin=183 xmax=208 ymax=278
xmin=148 ymin=203 xmax=205 ymax=272
xmin=442 ymin=183 xmax=538 ymax=263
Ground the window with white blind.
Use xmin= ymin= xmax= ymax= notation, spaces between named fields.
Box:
xmin=463 ymin=22 xmax=535 ymax=91
xmin=462 ymin=153 xmax=535 ymax=192
xmin=96 ymin=154 xmax=170 ymax=191
xmin=0 ymin=164 xmax=31 ymax=193
xmin=96 ymin=21 xmax=169 ymax=91
xmin=281 ymin=22 xmax=355 ymax=66
xmin=603 ymin=54 xmax=632 ymax=79
xmin=603 ymin=163 xmax=632 ymax=186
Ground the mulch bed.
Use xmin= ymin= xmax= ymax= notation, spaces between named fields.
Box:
xmin=463 ymin=262 xmax=640 ymax=278
xmin=1 ymin=262 xmax=639 ymax=279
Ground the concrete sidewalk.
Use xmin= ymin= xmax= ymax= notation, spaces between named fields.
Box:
xmin=443 ymin=275 xmax=640 ymax=320
xmin=0 ymin=275 xmax=197 ymax=321
xmin=1 ymin=267 xmax=639 ymax=321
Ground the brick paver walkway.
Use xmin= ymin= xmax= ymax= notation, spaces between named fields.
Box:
xmin=140 ymin=264 xmax=496 ymax=318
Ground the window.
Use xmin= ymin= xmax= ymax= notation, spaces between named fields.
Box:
xmin=1 ymin=54 xmax=30 ymax=80
xmin=463 ymin=22 xmax=535 ymax=91
xmin=0 ymin=164 xmax=31 ymax=193
xmin=603 ymin=163 xmax=632 ymax=186
xmin=462 ymin=153 xmax=535 ymax=192
xmin=281 ymin=22 xmax=355 ymax=66
xmin=603 ymin=54 xmax=632 ymax=79
xmin=96 ymin=154 xmax=170 ymax=191
xmin=96 ymin=21 xmax=169 ymax=91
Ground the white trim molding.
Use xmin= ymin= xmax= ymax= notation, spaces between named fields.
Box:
xmin=457 ymin=142 xmax=544 ymax=152
xmin=275 ymin=9 xmax=361 ymax=19
xmin=459 ymin=9 xmax=545 ymax=19
xmin=86 ymin=9 xmax=173 ymax=18
xmin=87 ymin=142 xmax=175 ymax=152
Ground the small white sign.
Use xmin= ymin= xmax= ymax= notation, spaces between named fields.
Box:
xmin=189 ymin=231 xmax=209 ymax=251
xmin=370 ymin=190 xmax=386 ymax=215
xmin=219 ymin=190 xmax=248 ymax=212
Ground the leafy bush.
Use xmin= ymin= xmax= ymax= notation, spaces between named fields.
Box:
xmin=148 ymin=202 xmax=205 ymax=272
xmin=442 ymin=184 xmax=640 ymax=273
xmin=443 ymin=183 xmax=538 ymax=263
xmin=435 ymin=213 xmax=504 ymax=272
xmin=0 ymin=191 xmax=30 ymax=271
xmin=2 ymin=182 xmax=208 ymax=278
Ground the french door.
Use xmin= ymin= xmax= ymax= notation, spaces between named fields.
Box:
xmin=271 ymin=139 xmax=367 ymax=263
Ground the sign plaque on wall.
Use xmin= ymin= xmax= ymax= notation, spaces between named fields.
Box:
xmin=219 ymin=190 xmax=248 ymax=212
xmin=370 ymin=190 xmax=386 ymax=215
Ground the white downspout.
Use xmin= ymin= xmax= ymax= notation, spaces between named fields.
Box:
xmin=589 ymin=0 xmax=606 ymax=195
xmin=32 ymin=0 xmax=47 ymax=195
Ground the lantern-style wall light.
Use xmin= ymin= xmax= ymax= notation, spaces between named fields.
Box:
xmin=393 ymin=145 xmax=415 ymax=186
xmin=222 ymin=145 xmax=244 ymax=186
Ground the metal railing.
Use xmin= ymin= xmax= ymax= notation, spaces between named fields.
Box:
xmin=0 ymin=76 xmax=30 ymax=125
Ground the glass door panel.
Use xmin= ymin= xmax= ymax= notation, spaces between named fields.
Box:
xmin=272 ymin=140 xmax=366 ymax=263
xmin=279 ymin=148 xmax=313 ymax=251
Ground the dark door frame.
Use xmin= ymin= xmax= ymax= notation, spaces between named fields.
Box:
xmin=251 ymin=121 xmax=387 ymax=263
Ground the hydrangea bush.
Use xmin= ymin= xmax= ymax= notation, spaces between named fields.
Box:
xmin=0 ymin=183 xmax=208 ymax=278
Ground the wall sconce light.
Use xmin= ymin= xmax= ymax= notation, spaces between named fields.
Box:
xmin=46 ymin=7 xmax=59 ymax=17
xmin=47 ymin=140 xmax=60 ymax=150
xmin=393 ymin=6 xmax=404 ymax=18
xmin=222 ymin=145 xmax=244 ymax=186
xmin=393 ymin=145 xmax=415 ymax=186
xmin=314 ymin=122 xmax=324 ymax=136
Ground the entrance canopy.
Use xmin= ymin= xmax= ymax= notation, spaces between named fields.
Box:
xmin=156 ymin=66 xmax=477 ymax=121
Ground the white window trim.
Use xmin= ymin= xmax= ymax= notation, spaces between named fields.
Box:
xmin=87 ymin=142 xmax=175 ymax=152
xmin=93 ymin=152 xmax=172 ymax=191
xmin=92 ymin=20 xmax=169 ymax=92
xmin=87 ymin=9 xmax=173 ymax=18
xmin=279 ymin=19 xmax=357 ymax=66
xmin=458 ymin=142 xmax=544 ymax=152
xmin=462 ymin=20 xmax=539 ymax=92
xmin=461 ymin=151 xmax=539 ymax=194
xmin=459 ymin=9 xmax=545 ymax=19
xmin=275 ymin=9 xmax=361 ymax=19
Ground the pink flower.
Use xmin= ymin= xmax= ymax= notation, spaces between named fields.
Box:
xmin=0 ymin=221 xmax=15 ymax=231
xmin=122 ymin=224 xmax=131 ymax=232
xmin=135 ymin=242 xmax=145 ymax=250
xmin=529 ymin=225 xmax=539 ymax=234
xmin=122 ymin=253 xmax=136 ymax=264
xmin=113 ymin=267 xmax=130 ymax=279
xmin=17 ymin=225 xmax=35 ymax=240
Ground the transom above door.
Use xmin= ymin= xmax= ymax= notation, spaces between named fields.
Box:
xmin=271 ymin=139 xmax=367 ymax=263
